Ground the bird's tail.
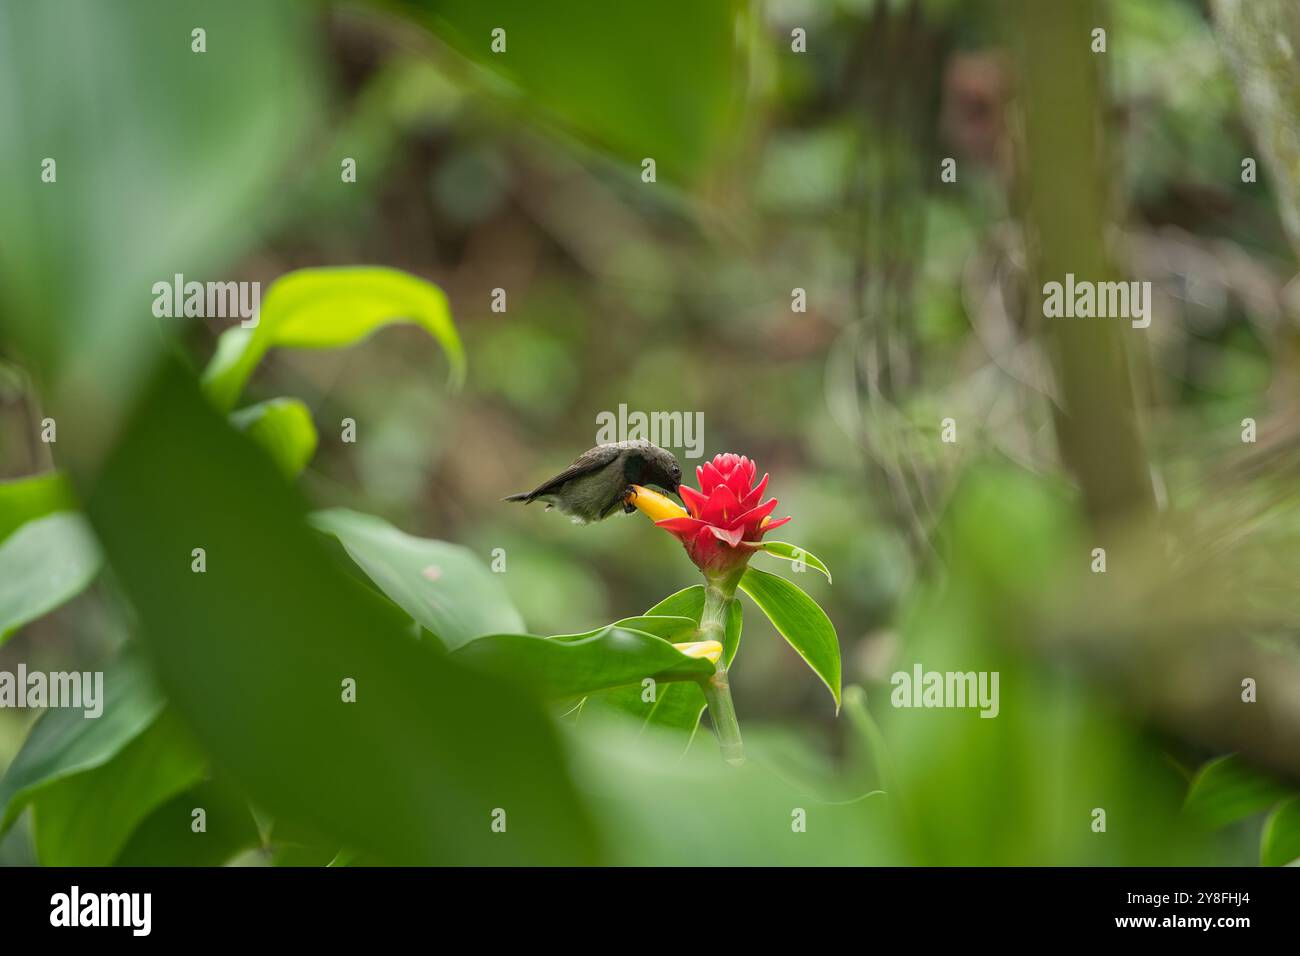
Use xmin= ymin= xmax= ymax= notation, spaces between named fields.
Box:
xmin=502 ymin=492 xmax=533 ymax=503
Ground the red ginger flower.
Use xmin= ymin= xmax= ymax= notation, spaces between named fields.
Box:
xmin=637 ymin=453 xmax=790 ymax=577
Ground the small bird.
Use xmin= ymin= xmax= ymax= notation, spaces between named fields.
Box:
xmin=504 ymin=440 xmax=682 ymax=524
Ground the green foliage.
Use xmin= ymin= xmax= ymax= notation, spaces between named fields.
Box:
xmin=1180 ymin=753 xmax=1300 ymax=865
xmin=453 ymin=625 xmax=714 ymax=699
xmin=573 ymin=722 xmax=882 ymax=865
xmin=310 ymin=508 xmax=523 ymax=649
xmin=739 ymin=567 xmax=841 ymax=710
xmin=0 ymin=473 xmax=96 ymax=641
xmin=583 ymin=587 xmax=742 ymax=740
xmin=758 ymin=540 xmax=833 ymax=583
xmin=31 ymin=712 xmax=207 ymax=866
xmin=0 ymin=655 xmax=164 ymax=835
xmin=843 ymin=684 xmax=896 ymax=796
xmin=607 ymin=614 xmax=699 ymax=642
xmin=643 ymin=586 xmax=744 ymax=667
xmin=2 ymin=0 xmax=1296 ymax=870
xmin=82 ymin=361 xmax=600 ymax=864
xmin=115 ymin=778 xmax=261 ymax=867
xmin=0 ymin=0 xmax=319 ymax=407
xmin=0 ymin=473 xmax=77 ymax=542
xmin=1183 ymin=754 xmax=1294 ymax=829
xmin=0 ymin=513 xmax=100 ymax=643
xmin=229 ymin=398 xmax=318 ymax=478
xmin=203 ymin=267 xmax=465 ymax=411
xmin=1260 ymin=796 xmax=1300 ymax=866
xmin=395 ymin=0 xmax=742 ymax=182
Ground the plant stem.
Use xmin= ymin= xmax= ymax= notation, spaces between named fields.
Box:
xmin=699 ymin=571 xmax=745 ymax=766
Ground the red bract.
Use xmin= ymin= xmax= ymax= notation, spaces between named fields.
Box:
xmin=655 ymin=453 xmax=790 ymax=576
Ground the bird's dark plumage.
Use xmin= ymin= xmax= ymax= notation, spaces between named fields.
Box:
xmin=504 ymin=440 xmax=682 ymax=524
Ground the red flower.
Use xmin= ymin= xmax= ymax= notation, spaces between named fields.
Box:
xmin=652 ymin=453 xmax=790 ymax=576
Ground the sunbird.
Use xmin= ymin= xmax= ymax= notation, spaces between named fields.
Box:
xmin=504 ymin=440 xmax=682 ymax=524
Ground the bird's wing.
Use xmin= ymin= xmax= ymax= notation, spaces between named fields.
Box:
xmin=519 ymin=444 xmax=622 ymax=500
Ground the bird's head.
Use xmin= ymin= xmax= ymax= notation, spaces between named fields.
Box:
xmin=643 ymin=445 xmax=682 ymax=498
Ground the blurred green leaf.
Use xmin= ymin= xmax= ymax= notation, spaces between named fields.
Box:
xmin=1260 ymin=796 xmax=1300 ymax=866
xmin=0 ymin=512 xmax=101 ymax=642
xmin=1183 ymin=754 xmax=1293 ymax=828
xmin=86 ymin=361 xmax=600 ymax=864
xmin=758 ymin=541 xmax=833 ymax=583
xmin=878 ymin=468 xmax=1224 ymax=865
xmin=0 ymin=654 xmax=164 ymax=834
xmin=230 ymin=397 xmax=318 ymax=478
xmin=844 ymin=684 xmax=897 ymax=796
xmin=739 ymin=567 xmax=841 ymax=710
xmin=310 ymin=507 xmax=523 ymax=650
xmin=392 ymin=0 xmax=742 ymax=181
xmin=0 ymin=0 xmax=319 ymax=430
xmin=272 ymin=844 xmax=340 ymax=867
xmin=32 ymin=711 xmax=207 ymax=866
xmin=573 ymin=722 xmax=883 ymax=865
xmin=453 ymin=625 xmax=713 ymax=699
xmin=115 ymin=777 xmax=261 ymax=867
xmin=0 ymin=472 xmax=77 ymax=542
xmin=202 ymin=267 xmax=465 ymax=411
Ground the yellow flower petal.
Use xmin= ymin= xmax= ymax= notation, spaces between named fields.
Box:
xmin=673 ymin=640 xmax=723 ymax=664
xmin=627 ymin=484 xmax=687 ymax=521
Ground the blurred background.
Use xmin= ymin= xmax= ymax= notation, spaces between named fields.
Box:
xmin=3 ymin=0 xmax=1300 ymax=866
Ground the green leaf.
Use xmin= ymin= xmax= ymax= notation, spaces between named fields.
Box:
xmin=453 ymin=625 xmax=714 ymax=699
xmin=638 ymin=587 xmax=744 ymax=666
xmin=739 ymin=567 xmax=841 ymax=711
xmin=608 ymin=615 xmax=698 ymax=642
xmin=309 ymin=508 xmax=524 ymax=650
xmin=85 ymin=360 xmax=599 ymax=864
xmin=0 ymin=472 xmax=77 ymax=543
xmin=393 ymin=0 xmax=741 ymax=182
xmin=0 ymin=654 xmax=164 ymax=834
xmin=1261 ymin=796 xmax=1300 ymax=867
xmin=229 ymin=397 xmax=318 ymax=478
xmin=843 ymin=685 xmax=897 ymax=796
xmin=646 ymin=585 xmax=707 ymax=620
xmin=1183 ymin=754 xmax=1293 ymax=828
xmin=32 ymin=710 xmax=207 ymax=866
xmin=758 ymin=541 xmax=833 ymax=583
xmin=636 ymin=587 xmax=744 ymax=667
xmin=273 ymin=843 xmax=341 ymax=867
xmin=115 ymin=777 xmax=261 ymax=867
xmin=584 ymin=589 xmax=742 ymax=741
xmin=608 ymin=686 xmax=704 ymax=738
xmin=0 ymin=472 xmax=93 ymax=642
xmin=202 ymin=266 xmax=465 ymax=411
xmin=0 ymin=0 xmax=320 ymax=426
xmin=0 ymin=512 xmax=101 ymax=642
